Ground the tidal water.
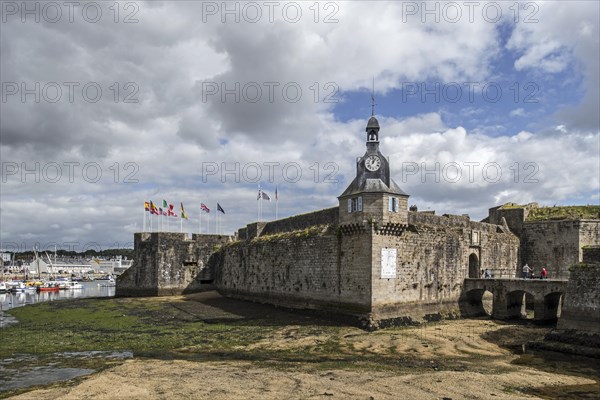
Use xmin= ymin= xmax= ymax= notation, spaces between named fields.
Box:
xmin=0 ymin=282 xmax=115 ymax=328
xmin=0 ymin=282 xmax=120 ymax=393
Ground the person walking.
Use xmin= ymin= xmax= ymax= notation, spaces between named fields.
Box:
xmin=541 ymin=267 xmax=548 ymax=279
xmin=522 ymin=264 xmax=532 ymax=279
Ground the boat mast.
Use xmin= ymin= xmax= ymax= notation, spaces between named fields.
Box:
xmin=33 ymin=246 xmax=40 ymax=280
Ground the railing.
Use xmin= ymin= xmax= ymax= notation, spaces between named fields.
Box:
xmin=476 ymin=268 xmax=571 ymax=281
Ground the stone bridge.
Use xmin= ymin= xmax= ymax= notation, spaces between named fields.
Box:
xmin=461 ymin=279 xmax=568 ymax=321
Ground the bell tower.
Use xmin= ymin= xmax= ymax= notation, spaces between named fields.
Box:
xmin=338 ymin=113 xmax=409 ymax=226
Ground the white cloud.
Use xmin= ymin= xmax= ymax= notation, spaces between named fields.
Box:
xmin=507 ymin=1 xmax=599 ymax=131
xmin=509 ymin=108 xmax=526 ymax=117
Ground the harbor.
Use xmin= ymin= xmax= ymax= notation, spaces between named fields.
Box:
xmin=0 ymin=280 xmax=116 ymax=333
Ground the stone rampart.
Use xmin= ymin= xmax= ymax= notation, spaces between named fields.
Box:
xmin=556 ymin=263 xmax=600 ymax=334
xmin=521 ymin=220 xmax=600 ymax=279
xmin=212 ymin=224 xmax=372 ymax=317
xmin=238 ymin=207 xmax=339 ymax=240
xmin=116 ymin=232 xmax=231 ymax=297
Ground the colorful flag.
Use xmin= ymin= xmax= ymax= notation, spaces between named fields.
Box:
xmin=163 ymin=200 xmax=168 ymax=208
xmin=168 ymin=204 xmax=177 ymax=217
xmin=217 ymin=203 xmax=225 ymax=214
xmin=150 ymin=201 xmax=159 ymax=215
xmin=201 ymin=203 xmax=210 ymax=213
xmin=144 ymin=201 xmax=150 ymax=212
xmin=180 ymin=202 xmax=188 ymax=219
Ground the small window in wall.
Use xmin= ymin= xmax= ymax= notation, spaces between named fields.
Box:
xmin=388 ymin=197 xmax=398 ymax=212
xmin=348 ymin=197 xmax=363 ymax=213
xmin=472 ymin=231 xmax=480 ymax=245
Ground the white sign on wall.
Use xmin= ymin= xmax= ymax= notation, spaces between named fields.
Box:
xmin=381 ymin=248 xmax=397 ymax=279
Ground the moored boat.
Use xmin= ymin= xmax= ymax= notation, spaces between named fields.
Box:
xmin=7 ymin=281 xmax=26 ymax=292
xmin=66 ymin=281 xmax=83 ymax=290
xmin=98 ymin=278 xmax=116 ymax=287
xmin=0 ymin=282 xmax=7 ymax=293
xmin=37 ymin=282 xmax=60 ymax=292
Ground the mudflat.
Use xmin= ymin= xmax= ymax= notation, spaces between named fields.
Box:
xmin=3 ymin=292 xmax=599 ymax=399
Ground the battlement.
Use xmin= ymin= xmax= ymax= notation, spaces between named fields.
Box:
xmin=409 ymin=211 xmax=507 ymax=233
xmin=237 ymin=207 xmax=338 ymax=240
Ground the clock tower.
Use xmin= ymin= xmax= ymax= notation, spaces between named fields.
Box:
xmin=338 ymin=115 xmax=409 ymax=226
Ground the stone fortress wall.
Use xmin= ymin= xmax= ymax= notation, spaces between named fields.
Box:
xmin=543 ymin=246 xmax=600 ymax=351
xmin=210 ymin=208 xmax=519 ymax=326
xmin=488 ymin=203 xmax=600 ymax=278
xmin=116 ymin=232 xmax=231 ymax=297
xmin=369 ymin=212 xmax=518 ymax=322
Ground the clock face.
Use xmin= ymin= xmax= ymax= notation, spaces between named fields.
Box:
xmin=365 ymin=155 xmax=381 ymax=172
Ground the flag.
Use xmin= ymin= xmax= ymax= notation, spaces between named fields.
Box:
xmin=144 ymin=201 xmax=150 ymax=212
xmin=159 ymin=207 xmax=167 ymax=216
xmin=150 ymin=201 xmax=159 ymax=215
xmin=257 ymin=189 xmax=271 ymax=201
xmin=201 ymin=203 xmax=210 ymax=213
xmin=162 ymin=200 xmax=168 ymax=208
xmin=217 ymin=203 xmax=225 ymax=214
xmin=180 ymin=202 xmax=188 ymax=219
xmin=168 ymin=204 xmax=177 ymax=217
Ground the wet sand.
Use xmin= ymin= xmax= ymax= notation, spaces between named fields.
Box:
xmin=9 ymin=315 xmax=599 ymax=400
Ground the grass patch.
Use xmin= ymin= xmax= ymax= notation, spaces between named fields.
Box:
xmin=526 ymin=205 xmax=600 ymax=221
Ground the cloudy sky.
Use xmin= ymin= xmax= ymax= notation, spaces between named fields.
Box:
xmin=1 ymin=0 xmax=599 ymax=252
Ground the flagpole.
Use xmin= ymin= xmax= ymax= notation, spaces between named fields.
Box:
xmin=275 ymin=185 xmax=278 ymax=220
xmin=143 ymin=206 xmax=146 ymax=232
xmin=199 ymin=206 xmax=201 ymax=234
xmin=180 ymin=215 xmax=183 ymax=233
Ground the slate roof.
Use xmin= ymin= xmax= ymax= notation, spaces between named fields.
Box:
xmin=339 ymin=177 xmax=408 ymax=197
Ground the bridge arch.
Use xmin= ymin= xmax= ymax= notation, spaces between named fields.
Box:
xmin=541 ymin=292 xmax=563 ymax=321
xmin=468 ymin=253 xmax=479 ymax=279
xmin=461 ymin=288 xmax=493 ymax=317
xmin=505 ymin=290 xmax=536 ymax=319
